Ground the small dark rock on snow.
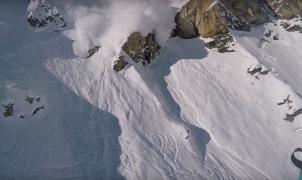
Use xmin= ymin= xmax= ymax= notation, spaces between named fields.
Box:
xmin=3 ymin=103 xmax=14 ymax=117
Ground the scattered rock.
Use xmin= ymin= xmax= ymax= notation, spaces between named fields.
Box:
xmin=20 ymin=115 xmax=26 ymax=119
xmin=113 ymin=56 xmax=129 ymax=72
xmin=286 ymin=25 xmax=302 ymax=33
xmin=3 ymin=103 xmax=14 ymax=117
xmin=247 ymin=64 xmax=270 ymax=79
xmin=264 ymin=30 xmax=273 ymax=37
xmin=36 ymin=97 xmax=41 ymax=102
xmin=25 ymin=96 xmax=35 ymax=104
xmin=273 ymin=34 xmax=279 ymax=40
xmin=32 ymin=105 xmax=45 ymax=116
xmin=247 ymin=65 xmax=262 ymax=75
xmin=278 ymin=95 xmax=291 ymax=106
xmin=122 ymin=32 xmax=161 ymax=65
xmin=260 ymin=69 xmax=270 ymax=75
xmin=205 ymin=34 xmax=234 ymax=53
xmin=27 ymin=1 xmax=66 ymax=28
xmin=281 ymin=21 xmax=291 ymax=29
xmin=284 ymin=108 xmax=302 ymax=122
xmin=86 ymin=46 xmax=101 ymax=58
xmin=281 ymin=21 xmax=302 ymax=33
xmin=267 ymin=0 xmax=302 ymax=19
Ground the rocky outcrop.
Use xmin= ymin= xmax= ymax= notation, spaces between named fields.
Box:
xmin=266 ymin=0 xmax=302 ymax=19
xmin=86 ymin=46 xmax=101 ymax=58
xmin=221 ymin=0 xmax=271 ymax=25
xmin=195 ymin=2 xmax=230 ymax=38
xmin=205 ymin=34 xmax=234 ymax=53
xmin=176 ymin=0 xmax=272 ymax=38
xmin=122 ymin=32 xmax=161 ymax=65
xmin=281 ymin=21 xmax=302 ymax=32
xmin=174 ymin=0 xmax=199 ymax=38
xmin=113 ymin=56 xmax=129 ymax=72
xmin=175 ymin=0 xmax=229 ymax=38
xmin=27 ymin=0 xmax=66 ymax=28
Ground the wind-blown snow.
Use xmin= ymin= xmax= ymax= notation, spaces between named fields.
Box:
xmin=63 ymin=0 xmax=176 ymax=57
xmin=1 ymin=0 xmax=302 ymax=180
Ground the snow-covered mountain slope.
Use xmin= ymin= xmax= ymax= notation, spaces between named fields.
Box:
xmin=1 ymin=0 xmax=302 ymax=180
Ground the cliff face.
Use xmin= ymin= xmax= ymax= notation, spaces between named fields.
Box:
xmin=176 ymin=0 xmax=302 ymax=38
xmin=266 ymin=0 xmax=302 ymax=19
xmin=27 ymin=0 xmax=66 ymax=29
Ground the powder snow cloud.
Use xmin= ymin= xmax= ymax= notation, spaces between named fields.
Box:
xmin=59 ymin=0 xmax=177 ymax=58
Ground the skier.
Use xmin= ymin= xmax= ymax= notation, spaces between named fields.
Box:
xmin=291 ymin=148 xmax=302 ymax=180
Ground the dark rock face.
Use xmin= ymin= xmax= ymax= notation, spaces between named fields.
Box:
xmin=113 ymin=56 xmax=129 ymax=72
xmin=175 ymin=0 xmax=302 ymax=39
xmin=284 ymin=108 xmax=302 ymax=122
xmin=122 ymin=32 xmax=161 ymax=65
xmin=267 ymin=0 xmax=302 ymax=19
xmin=205 ymin=34 xmax=234 ymax=53
xmin=175 ymin=0 xmax=272 ymax=38
xmin=27 ymin=0 xmax=67 ymax=28
xmin=221 ymin=0 xmax=271 ymax=25
xmin=281 ymin=21 xmax=302 ymax=32
xmin=286 ymin=25 xmax=302 ymax=33
xmin=86 ymin=46 xmax=101 ymax=58
xmin=3 ymin=103 xmax=14 ymax=117
xmin=174 ymin=0 xmax=199 ymax=38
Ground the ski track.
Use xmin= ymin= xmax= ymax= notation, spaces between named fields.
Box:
xmin=1 ymin=1 xmax=302 ymax=180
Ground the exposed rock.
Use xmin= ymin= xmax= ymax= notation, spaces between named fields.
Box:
xmin=3 ymin=103 xmax=14 ymax=117
xmin=287 ymin=25 xmax=302 ymax=32
xmin=176 ymin=0 xmax=272 ymax=38
xmin=205 ymin=34 xmax=234 ymax=53
xmin=284 ymin=108 xmax=302 ymax=122
xmin=281 ymin=21 xmax=302 ymax=33
xmin=27 ymin=0 xmax=66 ymax=28
xmin=174 ymin=0 xmax=199 ymax=38
xmin=32 ymin=105 xmax=45 ymax=116
xmin=278 ymin=95 xmax=291 ymax=106
xmin=281 ymin=21 xmax=291 ymax=29
xmin=176 ymin=0 xmax=229 ymax=38
xmin=247 ymin=64 xmax=270 ymax=79
xmin=267 ymin=0 xmax=302 ymax=19
xmin=264 ymin=30 xmax=273 ymax=37
xmin=196 ymin=3 xmax=230 ymax=38
xmin=273 ymin=34 xmax=279 ymax=40
xmin=113 ymin=56 xmax=129 ymax=72
xmin=224 ymin=0 xmax=272 ymax=24
xmin=25 ymin=96 xmax=35 ymax=104
xmin=122 ymin=32 xmax=161 ymax=65
xmin=86 ymin=46 xmax=101 ymax=58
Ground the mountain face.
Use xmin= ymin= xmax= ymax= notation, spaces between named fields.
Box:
xmin=1 ymin=0 xmax=302 ymax=179
xmin=176 ymin=0 xmax=302 ymax=38
xmin=27 ymin=0 xmax=66 ymax=29
xmin=267 ymin=0 xmax=302 ymax=19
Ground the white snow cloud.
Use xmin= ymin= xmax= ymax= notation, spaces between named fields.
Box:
xmin=60 ymin=0 xmax=177 ymax=58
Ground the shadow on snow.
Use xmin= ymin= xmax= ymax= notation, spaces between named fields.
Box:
xmin=135 ymin=37 xmax=211 ymax=161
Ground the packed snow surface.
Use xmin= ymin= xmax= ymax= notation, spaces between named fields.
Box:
xmin=0 ymin=1 xmax=302 ymax=180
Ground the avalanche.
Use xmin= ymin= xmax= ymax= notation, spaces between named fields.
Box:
xmin=0 ymin=0 xmax=302 ymax=180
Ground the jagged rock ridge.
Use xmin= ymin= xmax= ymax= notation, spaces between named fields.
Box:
xmin=176 ymin=0 xmax=302 ymax=38
xmin=27 ymin=0 xmax=66 ymax=28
